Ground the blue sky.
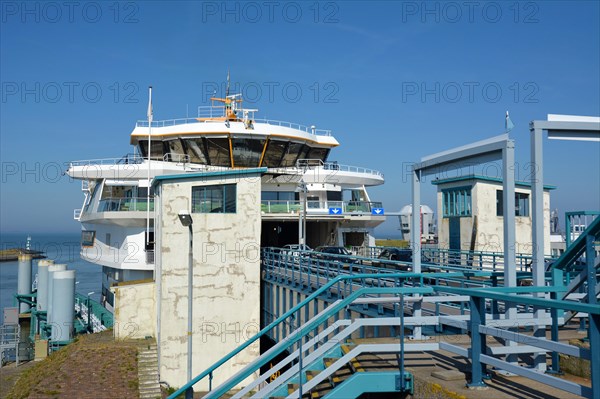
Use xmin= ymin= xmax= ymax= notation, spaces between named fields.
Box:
xmin=1 ymin=1 xmax=599 ymax=236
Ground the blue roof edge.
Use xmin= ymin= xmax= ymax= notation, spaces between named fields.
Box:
xmin=152 ymin=167 xmax=267 ymax=186
xmin=431 ymin=174 xmax=557 ymax=190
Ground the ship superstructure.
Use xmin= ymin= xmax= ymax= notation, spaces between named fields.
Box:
xmin=67 ymin=86 xmax=385 ymax=310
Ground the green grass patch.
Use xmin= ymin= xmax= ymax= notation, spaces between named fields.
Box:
xmin=375 ymin=239 xmax=409 ymax=248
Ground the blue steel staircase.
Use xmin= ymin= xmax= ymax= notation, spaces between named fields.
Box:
xmin=167 ymin=274 xmax=434 ymax=398
xmin=169 ymin=221 xmax=600 ymax=399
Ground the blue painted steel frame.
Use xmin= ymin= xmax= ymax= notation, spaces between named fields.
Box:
xmin=167 ymin=274 xmax=433 ymax=399
xmin=467 ymin=296 xmax=488 ymax=387
xmin=586 ymin=233 xmax=599 ymax=399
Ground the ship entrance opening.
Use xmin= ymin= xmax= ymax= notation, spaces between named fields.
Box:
xmin=343 ymin=231 xmax=368 ymax=247
xmin=261 ymin=221 xmax=339 ymax=249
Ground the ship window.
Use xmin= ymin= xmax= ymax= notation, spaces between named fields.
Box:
xmin=306 ymin=147 xmax=330 ymax=162
xmin=165 ymin=139 xmax=185 ymax=162
xmin=205 ymin=138 xmax=231 ymax=167
xmin=262 ymin=191 xmax=298 ymax=201
xmin=496 ymin=190 xmax=530 ymax=217
xmin=192 ymin=184 xmax=236 ymax=213
xmin=281 ymin=143 xmax=308 ymax=167
xmin=442 ymin=187 xmax=472 ymax=217
xmin=81 ymin=231 xmax=95 ymax=247
xmin=327 ymin=191 xmax=342 ymax=201
xmin=185 ymin=138 xmax=208 ymax=164
xmin=139 ymin=140 xmax=164 ymax=161
xmin=231 ymin=138 xmax=266 ymax=167
xmin=262 ymin=140 xmax=287 ymax=167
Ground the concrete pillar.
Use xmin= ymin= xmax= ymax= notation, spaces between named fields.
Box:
xmin=51 ymin=270 xmax=76 ymax=342
xmin=47 ymin=264 xmax=67 ymax=324
xmin=36 ymin=259 xmax=54 ymax=312
xmin=17 ymin=254 xmax=33 ymax=313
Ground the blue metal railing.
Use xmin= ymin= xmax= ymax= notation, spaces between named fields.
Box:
xmin=75 ymin=293 xmax=113 ymax=330
xmin=167 ymin=272 xmax=474 ymax=398
xmin=169 ymin=226 xmax=600 ymax=398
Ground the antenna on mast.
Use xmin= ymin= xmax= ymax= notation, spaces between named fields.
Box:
xmin=226 ymin=69 xmax=230 ymax=97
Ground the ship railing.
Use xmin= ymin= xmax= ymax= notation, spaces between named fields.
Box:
xmin=98 ymin=197 xmax=154 ymax=212
xmin=135 ymin=114 xmax=332 ymax=136
xmin=297 ymin=159 xmax=384 ymax=177
xmin=163 ymin=152 xmax=190 ymax=163
xmin=329 ymin=163 xmax=384 ymax=177
xmin=73 ymin=209 xmax=82 ymax=220
xmin=253 ymin=119 xmax=331 ymax=136
xmin=197 ymin=105 xmax=226 ymax=119
xmin=261 ymin=200 xmax=382 ymax=214
xmin=136 ymin=117 xmax=203 ymax=128
xmin=69 ymin=153 xmax=144 ymax=167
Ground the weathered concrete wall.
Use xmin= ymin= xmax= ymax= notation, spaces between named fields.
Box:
xmin=157 ymin=173 xmax=262 ymax=390
xmin=436 ymin=180 xmax=552 ymax=256
xmin=474 ymin=183 xmax=551 ymax=255
xmin=111 ymin=280 xmax=156 ymax=339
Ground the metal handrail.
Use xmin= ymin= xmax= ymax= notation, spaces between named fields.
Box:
xmin=167 ymin=273 xmax=444 ymax=398
xmin=69 ymin=154 xmax=144 ymax=167
xmin=135 ymin=115 xmax=332 ymax=136
xmin=260 ymin=200 xmax=383 ymax=214
xmin=163 ymin=152 xmax=190 ymax=163
xmin=296 ymin=159 xmax=384 ymax=177
xmin=98 ymin=197 xmax=154 ymax=212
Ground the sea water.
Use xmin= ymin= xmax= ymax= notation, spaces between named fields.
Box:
xmin=0 ymin=232 xmax=102 ymax=313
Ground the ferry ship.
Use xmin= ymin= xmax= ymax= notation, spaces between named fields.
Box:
xmin=66 ymin=82 xmax=386 ymax=312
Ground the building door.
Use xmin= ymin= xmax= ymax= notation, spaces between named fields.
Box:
xmin=449 ymin=217 xmax=461 ymax=252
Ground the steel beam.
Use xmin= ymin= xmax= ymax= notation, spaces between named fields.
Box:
xmin=586 ymin=233 xmax=600 ymax=399
xmin=467 ymin=296 xmax=488 ymax=387
xmin=480 ymin=354 xmax=593 ymax=398
xmin=479 ymin=325 xmax=590 ymax=358
xmin=411 ymin=168 xmax=421 ymax=274
xmin=411 ymin=167 xmax=422 ymax=340
xmin=416 ymin=134 xmax=508 ymax=176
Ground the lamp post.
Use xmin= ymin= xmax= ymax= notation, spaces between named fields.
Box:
xmin=298 ymin=181 xmax=307 ymax=246
xmin=86 ymin=291 xmax=95 ymax=333
xmin=178 ymin=210 xmax=194 ymax=399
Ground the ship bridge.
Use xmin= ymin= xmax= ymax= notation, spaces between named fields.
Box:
xmin=131 ymin=112 xmax=339 ymax=169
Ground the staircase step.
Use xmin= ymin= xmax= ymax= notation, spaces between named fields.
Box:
xmin=306 ymin=370 xmax=320 ymax=380
xmin=341 ymin=344 xmax=364 ymax=372
xmin=140 ymin=387 xmax=160 ymax=395
xmin=323 ymin=357 xmax=339 ymax=367
xmin=137 ymin=339 xmax=159 ymax=399
xmin=139 ymin=381 xmax=160 ymax=387
xmin=288 ymin=383 xmax=299 ymax=394
xmin=138 ymin=360 xmax=158 ymax=366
